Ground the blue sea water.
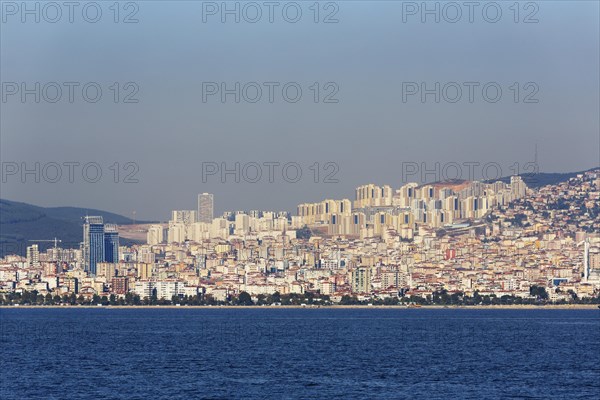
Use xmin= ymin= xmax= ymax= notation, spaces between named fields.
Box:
xmin=0 ymin=308 xmax=599 ymax=399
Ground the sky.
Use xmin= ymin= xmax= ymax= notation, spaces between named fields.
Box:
xmin=1 ymin=1 xmax=599 ymax=220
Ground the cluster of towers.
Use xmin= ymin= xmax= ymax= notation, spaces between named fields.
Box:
xmin=294 ymin=177 xmax=528 ymax=238
xmin=83 ymin=216 xmax=120 ymax=275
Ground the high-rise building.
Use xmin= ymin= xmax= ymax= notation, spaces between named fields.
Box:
xmin=64 ymin=277 xmax=79 ymax=294
xmin=104 ymin=224 xmax=120 ymax=263
xmin=582 ymin=238 xmax=593 ymax=281
xmin=198 ymin=193 xmax=214 ymax=223
xmin=83 ymin=216 xmax=105 ymax=276
xmin=83 ymin=217 xmax=120 ymax=276
xmin=511 ymin=176 xmax=527 ymax=199
xmin=137 ymin=263 xmax=153 ymax=279
xmin=167 ymin=222 xmax=186 ymax=243
xmin=111 ymin=276 xmax=129 ymax=295
xmin=351 ymin=267 xmax=372 ymax=293
xmin=97 ymin=262 xmax=117 ymax=280
xmin=172 ymin=210 xmax=197 ymax=225
xmin=26 ymin=244 xmax=40 ymax=267
xmin=147 ymin=224 xmax=165 ymax=245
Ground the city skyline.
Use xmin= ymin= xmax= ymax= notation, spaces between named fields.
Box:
xmin=5 ymin=169 xmax=600 ymax=304
xmin=2 ymin=1 xmax=599 ymax=398
xmin=3 ymin=164 xmax=598 ymax=223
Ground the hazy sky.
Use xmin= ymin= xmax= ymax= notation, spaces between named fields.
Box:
xmin=1 ymin=1 xmax=599 ymax=220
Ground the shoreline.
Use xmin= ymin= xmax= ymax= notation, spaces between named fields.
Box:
xmin=1 ymin=304 xmax=598 ymax=310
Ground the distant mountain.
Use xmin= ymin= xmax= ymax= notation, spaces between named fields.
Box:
xmin=0 ymin=199 xmax=150 ymax=257
xmin=485 ymin=168 xmax=598 ymax=188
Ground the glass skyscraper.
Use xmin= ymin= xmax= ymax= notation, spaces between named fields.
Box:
xmin=83 ymin=217 xmax=120 ymax=276
xmin=83 ymin=216 xmax=105 ymax=276
xmin=104 ymin=224 xmax=120 ymax=263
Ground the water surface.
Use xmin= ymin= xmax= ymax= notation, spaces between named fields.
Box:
xmin=1 ymin=308 xmax=598 ymax=399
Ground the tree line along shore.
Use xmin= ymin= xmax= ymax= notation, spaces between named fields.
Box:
xmin=2 ymin=287 xmax=599 ymax=307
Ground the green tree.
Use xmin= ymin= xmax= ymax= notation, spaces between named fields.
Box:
xmin=530 ymin=285 xmax=549 ymax=300
xmin=202 ymin=293 xmax=210 ymax=305
xmin=256 ymin=294 xmax=267 ymax=305
xmin=270 ymin=291 xmax=281 ymax=304
xmin=340 ymin=295 xmax=360 ymax=305
xmin=237 ymin=291 xmax=253 ymax=306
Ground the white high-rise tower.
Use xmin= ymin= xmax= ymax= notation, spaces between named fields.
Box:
xmin=583 ymin=238 xmax=590 ymax=281
xmin=198 ymin=193 xmax=214 ymax=223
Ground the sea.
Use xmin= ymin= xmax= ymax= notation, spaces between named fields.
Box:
xmin=1 ymin=308 xmax=599 ymax=399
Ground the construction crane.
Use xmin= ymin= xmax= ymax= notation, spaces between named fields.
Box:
xmin=28 ymin=238 xmax=63 ymax=262
xmin=29 ymin=238 xmax=62 ymax=250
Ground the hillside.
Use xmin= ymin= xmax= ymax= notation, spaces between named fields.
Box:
xmin=415 ymin=169 xmax=597 ymax=191
xmin=484 ymin=168 xmax=598 ymax=188
xmin=0 ymin=199 xmax=148 ymax=257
